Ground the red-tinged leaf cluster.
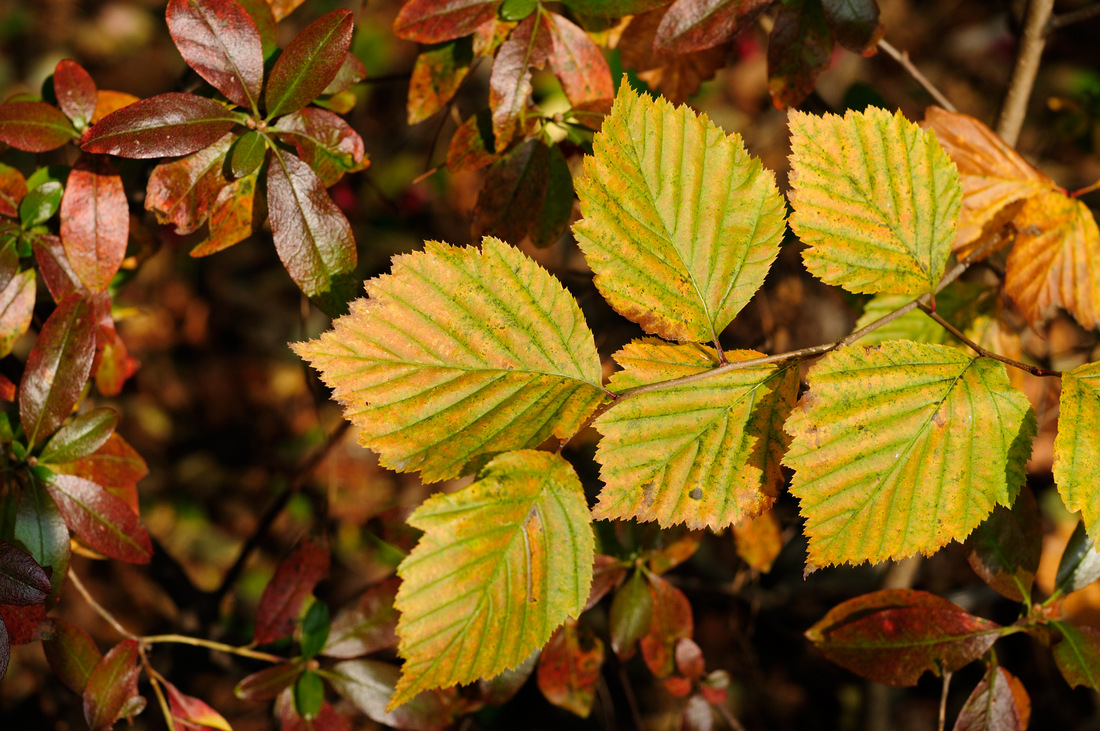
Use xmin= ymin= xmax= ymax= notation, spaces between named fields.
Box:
xmin=83 ymin=639 xmax=144 ymax=731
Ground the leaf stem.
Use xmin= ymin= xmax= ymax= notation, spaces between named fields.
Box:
xmin=141 ymin=634 xmax=286 ymax=663
xmin=997 ymin=0 xmax=1056 ymax=147
xmin=877 ymin=39 xmax=957 ymax=112
xmin=916 ymin=303 xmax=1060 ymax=377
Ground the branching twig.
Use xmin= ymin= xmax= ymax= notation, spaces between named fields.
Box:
xmin=997 ymin=0 xmax=1056 ymax=146
xmin=140 ymin=647 xmax=179 ymax=731
xmin=1046 ymin=2 xmax=1100 ymax=33
xmin=142 ymin=634 xmax=286 ymax=663
xmin=917 ymin=303 xmax=1060 ymax=377
xmin=878 ymin=39 xmax=957 ymax=112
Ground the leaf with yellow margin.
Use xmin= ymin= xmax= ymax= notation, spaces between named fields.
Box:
xmin=390 ymin=450 xmax=593 ymax=709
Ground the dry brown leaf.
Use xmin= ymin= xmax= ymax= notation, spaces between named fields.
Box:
xmin=615 ymin=9 xmax=727 ymax=106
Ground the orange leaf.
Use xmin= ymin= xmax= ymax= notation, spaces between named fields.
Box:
xmin=614 ymin=8 xmax=725 ymax=105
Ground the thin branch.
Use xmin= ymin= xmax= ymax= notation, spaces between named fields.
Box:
xmin=142 ymin=634 xmax=286 ymax=663
xmin=713 ymin=701 xmax=750 ymax=731
xmin=916 ymin=303 xmax=1060 ymax=377
xmin=68 ymin=569 xmax=139 ymax=641
xmin=997 ymin=0 xmax=1056 ymax=146
xmin=877 ymin=39 xmax=957 ymax=112
xmin=938 ymin=670 xmax=953 ymax=731
xmin=140 ymin=647 xmax=179 ymax=731
xmin=1047 ymin=2 xmax=1100 ymax=33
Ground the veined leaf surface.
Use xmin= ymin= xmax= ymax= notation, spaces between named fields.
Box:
xmin=788 ymin=107 xmax=961 ymax=296
xmin=390 ymin=450 xmax=594 ymax=708
xmin=594 ymin=340 xmax=796 ymax=529
xmin=784 ymin=340 xmax=1033 ymax=566
xmin=574 ymin=83 xmax=785 ymax=343
xmin=294 ymin=237 xmax=605 ymax=482
xmin=1054 ymin=362 xmax=1100 ymax=540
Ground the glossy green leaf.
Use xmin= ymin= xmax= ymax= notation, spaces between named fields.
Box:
xmin=0 ymin=101 xmax=78 ymax=152
xmin=45 ymin=473 xmax=153 ymax=564
xmin=1052 ymin=621 xmax=1100 ymax=690
xmin=80 ymin=92 xmax=238 ymax=158
xmin=229 ymin=129 xmax=266 ymax=178
xmin=294 ymin=670 xmax=324 ymax=720
xmin=293 ymin=237 xmax=605 ymax=482
xmin=265 ymin=9 xmax=353 ymax=119
xmin=167 ymin=0 xmax=264 ymax=110
xmin=83 ymin=639 xmax=142 ymax=731
xmin=300 ymin=600 xmax=330 ymax=659
xmin=594 ymin=340 xmax=796 ymax=530
xmin=393 ymin=0 xmax=502 ymax=44
xmin=574 ymin=82 xmax=785 ymax=342
xmin=14 ymin=479 xmax=69 ymax=600
xmin=266 ymin=146 xmax=356 ymax=300
xmin=788 ymin=106 xmax=961 ymax=296
xmin=609 ymin=569 xmax=651 ymax=659
xmin=1053 ymin=521 xmax=1100 ymax=595
xmin=1054 ymin=361 xmax=1100 ymax=543
xmin=0 ymin=269 xmax=36 ymax=358
xmin=39 ymin=408 xmax=119 ymax=465
xmin=390 ymin=450 xmax=594 ymax=708
xmin=59 ymin=153 xmax=128 ymax=293
xmin=20 ymin=181 xmax=63 ymax=228
xmin=806 ymin=589 xmax=1003 ymax=686
xmin=784 ymin=341 xmax=1034 ymax=566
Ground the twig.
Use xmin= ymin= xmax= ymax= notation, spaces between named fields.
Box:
xmin=1046 ymin=2 xmax=1100 ymax=33
xmin=997 ymin=0 xmax=1056 ymax=146
xmin=142 ymin=634 xmax=286 ymax=663
xmin=713 ymin=701 xmax=750 ymax=731
xmin=68 ymin=569 xmax=139 ymax=641
xmin=916 ymin=303 xmax=1061 ymax=377
xmin=938 ymin=670 xmax=953 ymax=731
xmin=877 ymin=39 xmax=957 ymax=112
xmin=140 ymin=648 xmax=179 ymax=731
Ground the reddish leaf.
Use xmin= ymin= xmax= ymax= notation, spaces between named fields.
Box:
xmin=271 ymin=107 xmax=367 ymax=187
xmin=237 ymin=0 xmax=278 ymax=54
xmin=1052 ymin=621 xmax=1100 ymax=690
xmin=51 ymin=432 xmax=148 ymax=513
xmin=640 ymin=573 xmax=693 ymax=678
xmin=19 ymin=293 xmax=97 ymax=446
xmin=675 ymin=637 xmax=705 ymax=679
xmin=806 ymin=589 xmax=1003 ymax=686
xmin=531 ymin=143 xmax=574 ymax=248
xmin=0 ymin=162 xmax=27 ymax=217
xmin=821 ymin=0 xmax=883 ymax=54
xmin=0 ymin=373 xmax=13 ymax=401
xmin=254 ymin=538 xmax=330 ymax=644
xmin=546 ymin=13 xmax=612 ymax=107
xmin=537 ymin=619 xmax=604 ymax=718
xmin=0 ymin=101 xmax=78 ymax=152
xmin=43 ymin=617 xmax=102 ymax=694
xmin=33 ymin=233 xmax=85 ymax=303
xmin=664 ymin=675 xmax=693 ymax=697
xmin=265 ymin=10 xmax=353 ymax=120
xmin=965 ymin=485 xmax=1040 ymax=604
xmin=767 ymin=0 xmax=834 ymax=108
xmin=648 ymin=530 xmax=703 ymax=575
xmin=167 ymin=0 xmax=264 ymax=110
xmin=477 ymin=652 xmax=537 ymax=706
xmin=655 ymin=0 xmax=773 ymax=54
xmin=953 ymin=666 xmax=1028 ymax=731
xmin=446 ymin=109 xmax=497 ymax=173
xmin=145 ymin=133 xmax=234 ymax=235
xmin=610 ymin=570 xmax=653 ymax=659
xmin=584 ymin=554 xmax=627 ymax=611
xmin=327 ymin=658 xmax=457 ymax=731
xmin=91 ymin=90 xmax=139 ymax=124
xmin=489 ymin=13 xmax=553 ymax=152
xmin=235 ymin=663 xmax=303 ymax=702
xmin=54 ymin=59 xmax=98 ymax=128
xmin=322 ymin=577 xmax=399 ymax=659
xmin=83 ymin=639 xmax=142 ymax=731
xmin=472 ymin=137 xmax=550 ymax=245
xmin=94 ymin=323 xmax=139 ymax=397
xmin=45 ymin=473 xmax=152 ymax=563
xmin=0 ymin=540 xmax=52 ymax=606
xmin=266 ymin=147 xmax=357 ymax=299
xmin=394 ymin=0 xmax=502 ymax=43
xmin=59 ymin=154 xmax=128 ymax=293
xmin=191 ymin=172 xmax=258 ymax=256
xmin=616 ymin=7 xmax=727 ymax=105
xmin=0 ymin=269 xmax=36 ymax=358
xmin=15 ymin=479 xmax=69 ymax=600
xmin=163 ymin=678 xmax=232 ymax=731
xmin=0 ymin=603 xmax=49 ymax=644
xmin=0 ymin=617 xmax=7 ymax=680
xmin=407 ymin=39 xmax=474 ymax=126
xmin=80 ymin=92 xmax=238 ymax=158
xmin=39 ymin=408 xmax=119 ymax=465
xmin=323 ymin=53 xmax=367 ymax=96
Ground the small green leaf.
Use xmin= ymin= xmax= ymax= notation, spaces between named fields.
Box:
xmin=784 ymin=340 xmax=1034 ymax=566
xmin=15 ymin=480 xmax=70 ymax=600
xmin=609 ymin=569 xmax=651 ymax=659
xmin=299 ymin=599 xmax=330 ymax=659
xmin=229 ymin=130 xmax=266 ymax=179
xmin=1053 ymin=521 xmax=1100 ymax=596
xmin=1052 ymin=620 xmax=1100 ymax=690
xmin=574 ymin=81 xmax=785 ymax=343
xmin=788 ymin=106 xmax=962 ymax=296
xmin=390 ymin=450 xmax=594 ymax=708
xmin=293 ymin=670 xmax=324 ymax=720
xmin=39 ymin=408 xmax=119 ymax=465
xmin=499 ymin=0 xmax=536 ymax=20
xmin=19 ymin=182 xmax=63 ymax=228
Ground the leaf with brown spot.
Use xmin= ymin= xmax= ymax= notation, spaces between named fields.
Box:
xmin=616 ymin=8 xmax=726 ymax=105
xmin=489 ymin=13 xmax=553 ymax=152
xmin=537 ymin=619 xmax=604 ymax=718
xmin=407 ymin=39 xmax=474 ymax=126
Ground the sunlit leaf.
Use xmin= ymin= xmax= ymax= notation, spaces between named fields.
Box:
xmin=1052 ymin=621 xmax=1100 ymax=690
xmin=80 ymin=92 xmax=238 ymax=158
xmin=191 ymin=172 xmax=258 ymax=257
xmin=49 ymin=432 xmax=148 ymax=513
xmin=53 ymin=59 xmax=98 ymax=128
xmin=0 ymin=162 xmax=28 ymax=218
xmin=1003 ymin=191 xmax=1100 ymax=329
xmin=546 ymin=13 xmax=613 ymax=107
xmin=322 ymin=53 xmax=367 ymax=96
xmin=91 ymin=90 xmax=139 ymax=124
xmin=537 ymin=619 xmax=603 ymax=718
xmin=806 ymin=589 xmax=1003 ymax=686
xmin=163 ymin=678 xmax=233 ymax=731
xmin=964 ymin=486 xmax=1040 ymax=604
xmin=271 ymin=107 xmax=367 ymax=187
xmin=393 ymin=0 xmax=502 ymax=44
xmin=733 ymin=508 xmax=782 ymax=573
xmin=821 ymin=0 xmax=883 ymax=54
xmin=767 ymin=0 xmax=833 ymax=108
xmin=0 ymin=101 xmax=78 ymax=152
xmin=293 ymin=237 xmax=605 ymax=482
xmin=45 ymin=473 xmax=152 ymax=563
xmin=953 ymin=665 xmax=1028 ymax=731
xmin=407 ymin=39 xmax=473 ymax=126
xmin=0 ymin=269 xmax=35 ymax=358
xmin=254 ymin=538 xmax=330 ymax=645
xmin=489 ymin=13 xmax=552 ymax=152
xmin=446 ymin=109 xmax=497 ymax=172
xmin=788 ymin=107 xmax=961 ymax=296
xmin=594 ymin=341 xmax=795 ymax=529
xmin=1056 ymin=363 xmax=1100 ymax=543
xmin=654 ymin=0 xmax=774 ymax=54
xmin=167 ymin=0 xmax=264 ymax=111
xmin=60 ymin=153 xmax=128 ymax=293
xmin=20 ymin=181 xmax=63 ymax=228
xmin=39 ymin=408 xmax=119 ymax=465
xmin=43 ymin=617 xmax=102 ymax=694
xmin=575 ymin=82 xmax=785 ymax=342
xmin=784 ymin=341 xmax=1034 ymax=566
xmin=265 ymin=9 xmax=353 ymax=119
xmin=83 ymin=639 xmax=142 ymax=731
xmin=390 ymin=450 xmax=594 ymax=708
xmin=615 ymin=8 xmax=725 ymax=105
xmin=144 ymin=133 xmax=234 ymax=234
xmin=329 ymin=658 xmax=456 ymax=730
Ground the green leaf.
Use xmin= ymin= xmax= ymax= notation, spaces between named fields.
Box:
xmin=1052 ymin=621 xmax=1100 ymax=690
xmin=299 ymin=600 xmax=330 ymax=659
xmin=1054 ymin=361 xmax=1100 ymax=542
xmin=609 ymin=569 xmax=652 ymax=659
xmin=593 ymin=340 xmax=796 ymax=530
xmin=390 ymin=450 xmax=594 ymax=708
xmin=1053 ymin=521 xmax=1100 ymax=596
xmin=20 ymin=182 xmax=63 ymax=228
xmin=788 ymin=106 xmax=961 ymax=296
xmin=15 ymin=480 xmax=70 ymax=600
xmin=229 ymin=130 xmax=266 ymax=179
xmin=293 ymin=237 xmax=606 ymax=482
xmin=783 ymin=340 xmax=1034 ymax=566
xmin=293 ymin=670 xmax=324 ymax=720
xmin=574 ymin=82 xmax=785 ymax=343
xmin=852 ymin=283 xmax=994 ymax=348
xmin=40 ymin=408 xmax=119 ymax=465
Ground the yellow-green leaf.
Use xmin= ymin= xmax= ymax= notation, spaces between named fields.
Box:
xmin=852 ymin=283 xmax=994 ymax=348
xmin=788 ymin=107 xmax=961 ymax=296
xmin=593 ymin=340 xmax=797 ymax=530
xmin=293 ymin=237 xmax=606 ymax=482
xmin=784 ymin=340 xmax=1033 ymax=566
xmin=390 ymin=450 xmax=594 ymax=708
xmin=573 ymin=82 xmax=785 ymax=343
xmin=1054 ymin=362 xmax=1100 ymax=540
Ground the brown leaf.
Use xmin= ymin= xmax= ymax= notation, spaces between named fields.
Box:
xmin=191 ymin=173 xmax=258 ymax=257
xmin=145 ymin=133 xmax=234 ymax=234
xmin=394 ymin=0 xmax=502 ymax=44
xmin=615 ymin=8 xmax=726 ymax=105
xmin=489 ymin=13 xmax=553 ymax=152
xmin=446 ymin=109 xmax=497 ymax=173
xmin=472 ymin=137 xmax=550 ymax=245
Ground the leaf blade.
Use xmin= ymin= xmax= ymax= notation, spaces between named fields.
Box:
xmin=166 ymin=0 xmax=264 ymax=110
xmin=60 ymin=154 xmax=129 ymax=293
xmin=265 ymin=9 xmax=353 ymax=120
xmin=44 ymin=473 xmax=153 ymax=564
xmin=80 ymin=92 xmax=238 ymax=158
xmin=0 ymin=101 xmax=78 ymax=152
